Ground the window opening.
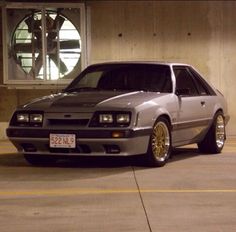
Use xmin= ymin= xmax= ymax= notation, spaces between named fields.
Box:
xmin=174 ymin=67 xmax=198 ymax=96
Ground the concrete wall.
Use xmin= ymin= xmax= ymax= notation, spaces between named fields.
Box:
xmin=0 ymin=1 xmax=236 ymax=138
xmin=88 ymin=1 xmax=236 ymax=135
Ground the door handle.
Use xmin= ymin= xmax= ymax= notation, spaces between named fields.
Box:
xmin=201 ymin=101 xmax=206 ymax=107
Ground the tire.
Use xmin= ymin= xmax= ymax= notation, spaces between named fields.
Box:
xmin=24 ymin=154 xmax=57 ymax=166
xmin=146 ymin=117 xmax=172 ymax=167
xmin=198 ymin=112 xmax=225 ymax=154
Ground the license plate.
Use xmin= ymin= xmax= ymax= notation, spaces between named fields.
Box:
xmin=50 ymin=134 xmax=76 ymax=148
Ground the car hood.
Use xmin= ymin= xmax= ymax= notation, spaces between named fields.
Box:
xmin=20 ymin=91 xmax=169 ymax=112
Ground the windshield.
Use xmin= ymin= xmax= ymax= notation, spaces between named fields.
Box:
xmin=65 ymin=64 xmax=172 ymax=93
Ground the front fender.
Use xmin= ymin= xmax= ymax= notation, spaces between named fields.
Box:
xmin=134 ymin=93 xmax=178 ymax=129
xmin=135 ymin=105 xmax=174 ymax=129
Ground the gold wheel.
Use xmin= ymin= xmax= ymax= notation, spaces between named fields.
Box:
xmin=151 ymin=121 xmax=170 ymax=162
xmin=215 ymin=115 xmax=225 ymax=149
xmin=198 ymin=112 xmax=225 ymax=154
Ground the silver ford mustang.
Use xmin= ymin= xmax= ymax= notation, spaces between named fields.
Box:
xmin=7 ymin=62 xmax=230 ymax=167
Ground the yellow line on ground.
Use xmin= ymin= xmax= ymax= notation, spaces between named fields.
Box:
xmin=0 ymin=151 xmax=17 ymax=155
xmin=0 ymin=189 xmax=236 ymax=197
xmin=0 ymin=147 xmax=16 ymax=149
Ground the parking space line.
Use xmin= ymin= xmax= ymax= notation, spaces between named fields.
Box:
xmin=0 ymin=188 xmax=236 ymax=197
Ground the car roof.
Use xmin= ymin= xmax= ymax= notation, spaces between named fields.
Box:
xmin=89 ymin=61 xmax=191 ymax=67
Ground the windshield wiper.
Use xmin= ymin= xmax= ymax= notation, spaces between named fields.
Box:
xmin=65 ymin=87 xmax=99 ymax=93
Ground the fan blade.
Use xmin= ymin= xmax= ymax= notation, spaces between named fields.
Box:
xmin=54 ymin=15 xmax=65 ymax=30
xmin=47 ymin=15 xmax=65 ymax=41
xmin=29 ymin=52 xmax=43 ymax=78
xmin=25 ymin=15 xmax=36 ymax=33
xmin=49 ymin=53 xmax=68 ymax=74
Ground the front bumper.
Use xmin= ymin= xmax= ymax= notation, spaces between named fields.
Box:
xmin=7 ymin=127 xmax=152 ymax=157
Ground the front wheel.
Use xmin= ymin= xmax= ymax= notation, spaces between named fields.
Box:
xmin=198 ymin=112 xmax=226 ymax=154
xmin=146 ymin=117 xmax=172 ymax=167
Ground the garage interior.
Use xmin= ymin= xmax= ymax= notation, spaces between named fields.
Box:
xmin=0 ymin=1 xmax=236 ymax=231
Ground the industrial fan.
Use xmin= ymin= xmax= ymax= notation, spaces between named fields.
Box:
xmin=11 ymin=9 xmax=81 ymax=80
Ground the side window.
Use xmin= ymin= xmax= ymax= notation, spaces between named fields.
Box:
xmin=188 ymin=67 xmax=214 ymax=96
xmin=192 ymin=76 xmax=208 ymax=95
xmin=173 ymin=67 xmax=198 ymax=96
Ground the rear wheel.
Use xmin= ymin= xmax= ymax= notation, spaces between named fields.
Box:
xmin=198 ymin=112 xmax=225 ymax=154
xmin=24 ymin=154 xmax=58 ymax=166
xmin=146 ymin=117 xmax=172 ymax=167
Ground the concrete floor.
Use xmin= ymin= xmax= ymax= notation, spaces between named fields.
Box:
xmin=0 ymin=138 xmax=236 ymax=232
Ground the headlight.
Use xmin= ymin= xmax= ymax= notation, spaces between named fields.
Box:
xmin=30 ymin=114 xmax=43 ymax=123
xmin=90 ymin=111 xmax=131 ymax=127
xmin=13 ymin=112 xmax=44 ymax=127
xmin=17 ymin=113 xmax=29 ymax=123
xmin=99 ymin=114 xmax=113 ymax=123
xmin=116 ymin=114 xmax=130 ymax=124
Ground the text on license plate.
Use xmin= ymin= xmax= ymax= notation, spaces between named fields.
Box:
xmin=50 ymin=134 xmax=76 ymax=148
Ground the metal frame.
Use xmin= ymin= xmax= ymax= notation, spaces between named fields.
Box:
xmin=1 ymin=2 xmax=87 ymax=88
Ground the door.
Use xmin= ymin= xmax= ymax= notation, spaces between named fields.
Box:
xmin=172 ymin=66 xmax=211 ymax=146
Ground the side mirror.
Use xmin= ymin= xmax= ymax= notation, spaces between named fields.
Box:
xmin=175 ymin=88 xmax=190 ymax=96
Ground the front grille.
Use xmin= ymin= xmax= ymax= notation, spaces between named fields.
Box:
xmin=48 ymin=119 xmax=89 ymax=127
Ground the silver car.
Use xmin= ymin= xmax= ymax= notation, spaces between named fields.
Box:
xmin=7 ymin=62 xmax=230 ymax=167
